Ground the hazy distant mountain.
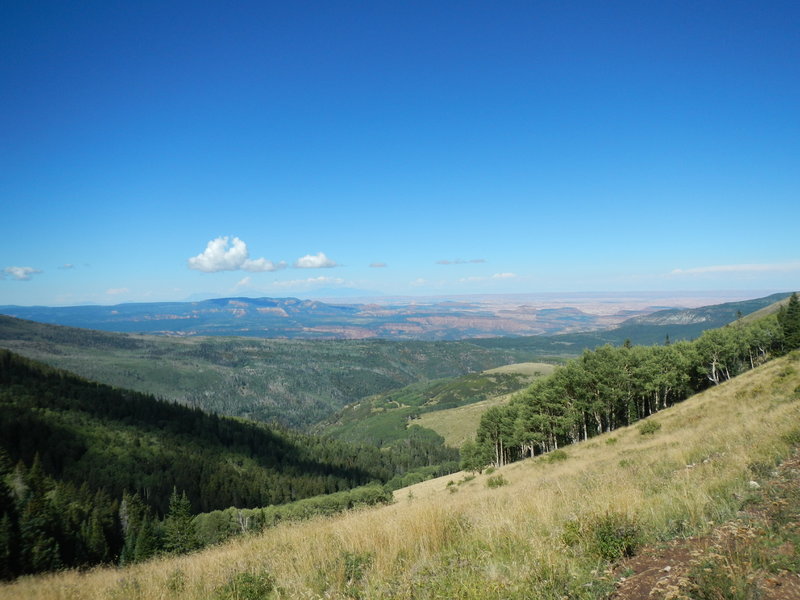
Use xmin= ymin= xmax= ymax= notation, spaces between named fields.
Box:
xmin=471 ymin=292 xmax=793 ymax=353
xmin=0 ymin=296 xmax=633 ymax=340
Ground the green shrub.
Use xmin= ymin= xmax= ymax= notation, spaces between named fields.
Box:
xmin=214 ymin=571 xmax=276 ymax=600
xmin=165 ymin=569 xmax=186 ymax=593
xmin=546 ymin=449 xmax=568 ymax=462
xmin=587 ymin=513 xmax=641 ymax=561
xmin=561 ymin=519 xmax=582 ymax=548
xmin=342 ymin=551 xmax=373 ymax=583
xmin=782 ymin=427 xmax=800 ymax=445
xmin=486 ymin=474 xmax=508 ymax=488
xmin=605 ymin=437 xmax=618 ymax=445
xmin=638 ymin=420 xmax=662 ymax=435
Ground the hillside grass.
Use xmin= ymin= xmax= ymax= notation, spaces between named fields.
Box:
xmin=416 ymin=361 xmax=557 ymax=446
xmin=414 ymin=392 xmax=512 ymax=448
xmin=4 ymin=352 xmax=799 ymax=599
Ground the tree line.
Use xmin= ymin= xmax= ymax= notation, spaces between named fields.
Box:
xmin=464 ymin=295 xmax=800 ymax=470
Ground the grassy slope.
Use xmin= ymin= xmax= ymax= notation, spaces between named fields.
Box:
xmin=6 ymin=351 xmax=799 ymax=600
xmin=0 ymin=316 xmax=526 ymax=429
xmin=737 ymin=293 xmax=793 ymax=324
xmin=416 ymin=362 xmax=558 ymax=447
xmin=319 ymin=362 xmax=554 ymax=446
xmin=415 ymin=393 xmax=514 ymax=448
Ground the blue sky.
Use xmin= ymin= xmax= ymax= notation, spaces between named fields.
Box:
xmin=1 ymin=1 xmax=798 ymax=306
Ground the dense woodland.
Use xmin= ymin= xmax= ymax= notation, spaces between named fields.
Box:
xmin=465 ymin=294 xmax=800 ymax=470
xmin=0 ymin=351 xmax=453 ymax=578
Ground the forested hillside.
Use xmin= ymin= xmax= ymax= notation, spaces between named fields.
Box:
xmin=0 ymin=316 xmax=526 ymax=429
xmin=0 ymin=350 xmax=452 ymax=578
xmin=466 ymin=293 xmax=800 ymax=470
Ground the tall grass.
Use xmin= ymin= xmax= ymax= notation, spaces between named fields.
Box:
xmin=4 ymin=353 xmax=799 ymax=599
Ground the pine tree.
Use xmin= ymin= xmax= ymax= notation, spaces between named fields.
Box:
xmin=163 ymin=488 xmax=197 ymax=555
xmin=133 ymin=516 xmax=158 ymax=562
xmin=0 ymin=513 xmax=16 ymax=579
xmin=780 ymin=292 xmax=800 ymax=351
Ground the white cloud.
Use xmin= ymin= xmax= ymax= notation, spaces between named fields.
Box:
xmin=242 ymin=257 xmax=287 ymax=272
xmin=369 ymin=262 xmax=387 ymax=268
xmin=410 ymin=278 xmax=427 ymax=287
xmin=492 ymin=272 xmax=517 ymax=279
xmin=2 ymin=266 xmax=42 ymax=281
xmin=293 ymin=252 xmax=337 ymax=269
xmin=188 ymin=236 xmax=285 ymax=273
xmin=58 ymin=263 xmax=75 ymax=270
xmin=272 ymin=276 xmax=345 ymax=288
xmin=670 ymin=261 xmax=800 ymax=275
xmin=234 ymin=276 xmax=252 ymax=289
xmin=106 ymin=287 xmax=129 ymax=295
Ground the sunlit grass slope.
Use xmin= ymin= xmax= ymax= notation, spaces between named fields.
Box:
xmin=416 ymin=362 xmax=556 ymax=447
xmin=4 ymin=352 xmax=799 ymax=600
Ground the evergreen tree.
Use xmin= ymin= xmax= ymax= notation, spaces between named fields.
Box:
xmin=779 ymin=292 xmax=800 ymax=351
xmin=17 ymin=455 xmax=61 ymax=574
xmin=133 ymin=516 xmax=159 ymax=562
xmin=163 ymin=488 xmax=197 ymax=555
xmin=0 ymin=512 xmax=15 ymax=579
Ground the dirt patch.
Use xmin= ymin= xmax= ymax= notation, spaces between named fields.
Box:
xmin=612 ymin=450 xmax=800 ymax=600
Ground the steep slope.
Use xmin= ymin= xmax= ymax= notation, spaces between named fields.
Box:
xmin=3 ymin=351 xmax=797 ymax=599
xmin=0 ymin=349 xmax=403 ymax=515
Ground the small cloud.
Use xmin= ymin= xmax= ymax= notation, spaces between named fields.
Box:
xmin=106 ymin=287 xmax=129 ymax=295
xmin=410 ymin=278 xmax=427 ymax=287
xmin=234 ymin=276 xmax=252 ymax=289
xmin=670 ymin=261 xmax=800 ymax=275
xmin=293 ymin=252 xmax=337 ymax=269
xmin=188 ymin=236 xmax=284 ymax=273
xmin=492 ymin=272 xmax=517 ymax=279
xmin=2 ymin=266 xmax=42 ymax=281
xmin=273 ymin=276 xmax=345 ymax=288
xmin=243 ymin=257 xmax=287 ymax=272
xmin=459 ymin=276 xmax=486 ymax=283
xmin=58 ymin=263 xmax=75 ymax=270
xmin=369 ymin=262 xmax=388 ymax=268
xmin=436 ymin=258 xmax=486 ymax=265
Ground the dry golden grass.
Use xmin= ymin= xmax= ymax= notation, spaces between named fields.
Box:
xmin=417 ymin=362 xmax=557 ymax=447
xmin=4 ymin=354 xmax=799 ymax=600
xmin=415 ymin=392 xmax=515 ymax=448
